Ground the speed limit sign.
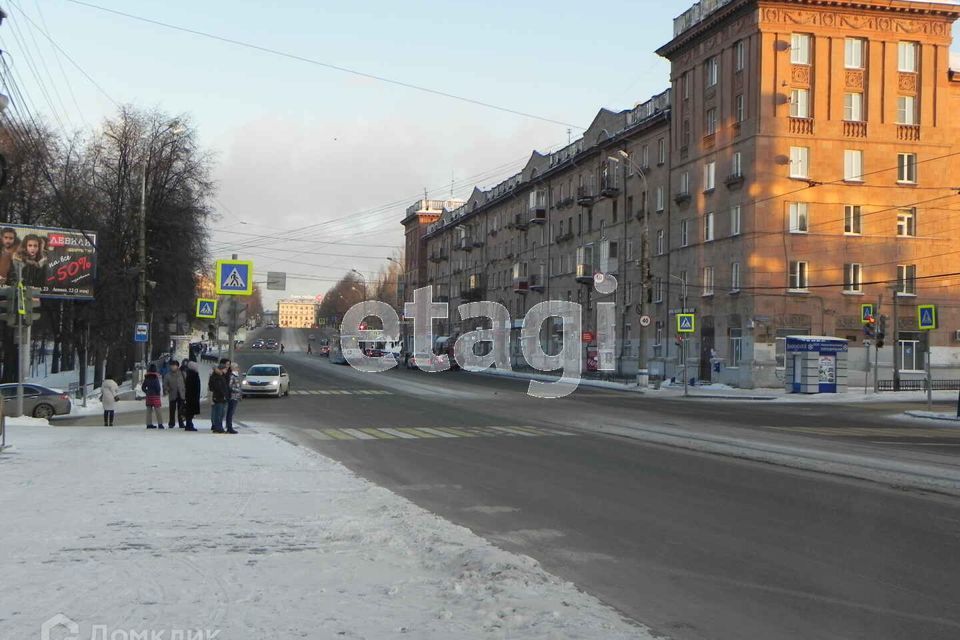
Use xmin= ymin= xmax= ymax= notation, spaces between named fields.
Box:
xmin=639 ymin=315 xmax=652 ymax=327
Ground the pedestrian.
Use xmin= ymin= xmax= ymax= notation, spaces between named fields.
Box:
xmin=142 ymin=364 xmax=164 ymax=429
xmin=280 ymin=343 xmax=285 ymax=354
xmin=182 ymin=359 xmax=200 ymax=431
xmin=225 ymin=362 xmax=242 ymax=434
xmin=307 ymin=343 xmax=312 ymax=354
xmin=163 ymin=360 xmax=186 ymax=428
xmin=208 ymin=359 xmax=231 ymax=434
xmin=100 ymin=376 xmax=119 ymax=426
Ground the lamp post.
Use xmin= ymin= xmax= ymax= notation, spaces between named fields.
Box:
xmin=669 ymin=273 xmax=689 ymax=397
xmin=350 ymin=269 xmax=368 ymax=300
xmin=608 ymin=151 xmax=651 ymax=380
xmin=137 ymin=120 xmax=185 ymax=380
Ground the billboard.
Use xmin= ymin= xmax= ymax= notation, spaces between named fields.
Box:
xmin=0 ymin=224 xmax=97 ymax=299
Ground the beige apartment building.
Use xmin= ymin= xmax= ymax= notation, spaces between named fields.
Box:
xmin=402 ymin=0 xmax=960 ymax=388
xmin=278 ymin=299 xmax=317 ymax=329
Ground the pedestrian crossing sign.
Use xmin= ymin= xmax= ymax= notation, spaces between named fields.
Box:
xmin=918 ymin=304 xmax=937 ymax=331
xmin=860 ymin=304 xmax=875 ymax=325
xmin=677 ymin=313 xmax=696 ymax=334
xmin=215 ymin=260 xmax=253 ymax=295
xmin=196 ymin=298 xmax=218 ymax=319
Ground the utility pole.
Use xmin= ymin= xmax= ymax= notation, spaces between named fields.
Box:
xmin=892 ymin=285 xmax=900 ymax=391
xmin=873 ymin=293 xmax=882 ymax=394
xmin=227 ymin=253 xmax=239 ymax=365
xmin=137 ymin=164 xmax=148 ymax=383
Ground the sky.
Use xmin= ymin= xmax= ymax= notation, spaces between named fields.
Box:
xmin=3 ymin=0 xmax=960 ymax=308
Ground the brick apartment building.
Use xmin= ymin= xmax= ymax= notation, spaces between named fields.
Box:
xmin=401 ymin=0 xmax=960 ymax=388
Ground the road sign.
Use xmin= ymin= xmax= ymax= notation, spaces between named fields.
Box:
xmin=266 ymin=271 xmax=287 ymax=291
xmin=918 ymin=304 xmax=938 ymax=331
xmin=860 ymin=304 xmax=875 ymax=325
xmin=639 ymin=315 xmax=652 ymax=328
xmin=196 ymin=298 xmax=218 ymax=319
xmin=134 ymin=322 xmax=149 ymax=343
xmin=677 ymin=313 xmax=696 ymax=334
xmin=215 ymin=260 xmax=253 ymax=295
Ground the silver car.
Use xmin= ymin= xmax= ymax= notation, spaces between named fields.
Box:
xmin=0 ymin=384 xmax=73 ymax=418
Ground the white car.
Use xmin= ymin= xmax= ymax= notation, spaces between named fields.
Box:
xmin=241 ymin=364 xmax=290 ymax=398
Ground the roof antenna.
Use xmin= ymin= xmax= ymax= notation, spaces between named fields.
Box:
xmin=567 ymin=128 xmax=572 ymax=144
xmin=450 ymin=170 xmax=455 ymax=197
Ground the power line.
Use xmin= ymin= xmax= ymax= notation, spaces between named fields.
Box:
xmin=65 ymin=0 xmax=584 ymax=130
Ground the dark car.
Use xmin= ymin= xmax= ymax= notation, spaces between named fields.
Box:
xmin=0 ymin=383 xmax=73 ymax=418
xmin=251 ymin=339 xmax=265 ymax=349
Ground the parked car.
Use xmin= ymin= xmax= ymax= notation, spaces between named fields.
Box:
xmin=265 ymin=339 xmax=279 ymax=350
xmin=240 ymin=364 xmax=290 ymax=398
xmin=250 ymin=339 xmax=265 ymax=349
xmin=0 ymin=384 xmax=72 ymax=418
xmin=318 ymin=345 xmax=330 ymax=356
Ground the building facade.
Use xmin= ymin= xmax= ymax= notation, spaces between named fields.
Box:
xmin=402 ymin=0 xmax=960 ymax=388
xmin=278 ymin=299 xmax=317 ymax=329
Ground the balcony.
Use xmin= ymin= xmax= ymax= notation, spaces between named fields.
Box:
xmin=513 ymin=213 xmax=529 ymax=231
xmin=512 ymin=276 xmax=529 ymax=294
xmin=897 ymin=124 xmax=920 ymax=141
xmin=576 ymin=185 xmax=597 ymax=206
xmin=600 ymin=173 xmax=621 ymax=197
xmin=674 ymin=191 xmax=692 ymax=205
xmin=455 ymin=238 xmax=472 ymax=252
xmin=528 ymin=191 xmax=547 ymax=222
xmin=428 ymin=251 xmax=442 ymax=264
xmin=702 ymin=133 xmax=716 ymax=150
xmin=463 ymin=274 xmax=484 ymax=302
xmin=725 ymin=173 xmax=745 ymax=189
xmin=789 ymin=117 xmax=814 ymax=135
xmin=528 ymin=208 xmax=547 ymax=225
xmin=472 ymin=238 xmax=485 ymax=248
xmin=843 ymin=121 xmax=867 ymax=138
xmin=575 ymin=263 xmax=594 ymax=284
xmin=555 ymin=231 xmax=574 ymax=243
xmin=529 ymin=273 xmax=545 ymax=292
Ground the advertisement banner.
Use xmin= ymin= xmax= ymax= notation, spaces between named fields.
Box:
xmin=0 ymin=224 xmax=97 ymax=299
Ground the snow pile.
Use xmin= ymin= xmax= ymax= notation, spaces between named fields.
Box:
xmin=0 ymin=425 xmax=653 ymax=639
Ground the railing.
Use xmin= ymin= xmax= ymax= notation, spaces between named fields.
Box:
xmin=897 ymin=124 xmax=921 ymax=141
xmin=575 ymin=263 xmax=594 ymax=283
xmin=576 ymin=185 xmax=597 ymax=205
xmin=702 ymin=133 xmax=716 ymax=149
xmin=512 ymin=278 xmax=529 ymax=293
xmin=843 ymin=121 xmax=867 ymax=138
xmin=878 ymin=379 xmax=960 ymax=391
xmin=673 ymin=0 xmax=735 ymax=38
xmin=789 ymin=117 xmax=814 ymax=135
xmin=528 ymin=273 xmax=545 ymax=291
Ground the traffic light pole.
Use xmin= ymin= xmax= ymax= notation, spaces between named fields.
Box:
xmin=873 ymin=294 xmax=882 ymax=394
xmin=14 ymin=263 xmax=24 ymax=417
xmin=892 ymin=286 xmax=900 ymax=392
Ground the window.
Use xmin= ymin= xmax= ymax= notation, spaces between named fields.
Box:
xmin=704 ymin=212 xmax=715 ymax=241
xmin=790 ymin=146 xmax=809 ymax=178
xmin=898 ymin=153 xmax=917 ymax=183
xmin=898 ymin=41 xmax=918 ymax=73
xmin=658 ymin=138 xmax=666 ymax=164
xmin=789 ymin=202 xmax=808 ymax=233
xmin=654 ymin=277 xmax=664 ymax=303
xmin=843 ymin=93 xmax=863 ymax=121
xmin=844 ymin=263 xmax=862 ymax=292
xmin=897 ymin=208 xmax=916 ymax=237
xmin=735 ymin=40 xmax=746 ymax=71
xmin=844 ymin=205 xmax=862 ymax=235
xmin=641 ymin=144 xmax=649 ymax=168
xmin=844 ymin=149 xmax=863 ymax=182
xmin=729 ymin=328 xmax=743 ymax=367
xmin=731 ymin=261 xmax=741 ymax=292
xmin=788 ymin=260 xmax=809 ymax=291
xmin=735 ymin=94 xmax=745 ymax=123
xmin=791 ymin=89 xmax=810 ymax=118
xmin=680 ymin=219 xmax=689 ymax=247
xmin=897 ymin=96 xmax=916 ymax=125
xmin=655 ymin=186 xmax=664 ymax=212
xmin=897 ymin=264 xmax=917 ymax=295
xmin=705 ymin=108 xmax=718 ymax=135
xmin=683 ymin=71 xmax=691 ymax=100
xmin=730 ymin=205 xmax=741 ymax=236
xmin=656 ymin=229 xmax=665 ymax=255
xmin=731 ymin=152 xmax=743 ymax=177
xmin=682 ymin=120 xmax=691 ymax=148
xmin=625 ymin=239 xmax=634 ymax=262
xmin=703 ymin=162 xmax=716 ymax=191
xmin=702 ymin=266 xmax=714 ymax=296
xmin=706 ymin=56 xmax=719 ymax=87
xmin=845 ymin=38 xmax=865 ymax=69
xmin=791 ymin=34 xmax=811 ymax=65
xmin=680 ymin=171 xmax=690 ymax=195
xmin=899 ymin=332 xmax=923 ymax=371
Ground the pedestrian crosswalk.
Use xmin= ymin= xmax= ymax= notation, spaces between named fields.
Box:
xmin=306 ymin=425 xmax=577 ymax=442
xmin=289 ymin=389 xmax=393 ymax=396
xmin=772 ymin=426 xmax=960 ymax=439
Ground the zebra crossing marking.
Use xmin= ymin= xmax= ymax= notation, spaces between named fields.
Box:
xmin=312 ymin=425 xmax=579 ymax=442
xmin=289 ymin=389 xmax=393 ymax=396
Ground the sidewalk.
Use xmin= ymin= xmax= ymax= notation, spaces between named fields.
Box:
xmin=0 ymin=420 xmax=653 ymax=640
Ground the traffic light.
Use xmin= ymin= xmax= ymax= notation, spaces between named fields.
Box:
xmin=863 ymin=315 xmax=876 ymax=338
xmin=876 ymin=315 xmax=887 ymax=349
xmin=21 ymin=285 xmax=41 ymax=325
xmin=0 ymin=285 xmax=14 ymax=325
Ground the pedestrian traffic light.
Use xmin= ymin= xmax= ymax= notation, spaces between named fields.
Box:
xmin=863 ymin=315 xmax=876 ymax=337
xmin=21 ymin=285 xmax=41 ymax=325
xmin=0 ymin=285 xmax=14 ymax=325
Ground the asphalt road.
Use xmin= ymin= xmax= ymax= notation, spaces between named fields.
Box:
xmin=210 ymin=328 xmax=960 ymax=640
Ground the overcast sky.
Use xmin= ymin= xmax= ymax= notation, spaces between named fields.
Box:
xmin=6 ymin=1 xmax=960 ymax=308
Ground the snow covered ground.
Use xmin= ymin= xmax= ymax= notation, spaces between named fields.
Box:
xmin=0 ymin=422 xmax=653 ymax=639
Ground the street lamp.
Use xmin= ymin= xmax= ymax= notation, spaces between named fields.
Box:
xmin=137 ymin=119 xmax=185 ymax=379
xmin=669 ymin=273 xmax=690 ymax=398
xmin=350 ymin=269 xmax=368 ymax=300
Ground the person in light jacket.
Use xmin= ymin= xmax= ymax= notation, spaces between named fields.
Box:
xmin=100 ymin=376 xmax=119 ymax=426
xmin=163 ymin=360 xmax=186 ymax=428
xmin=142 ymin=364 xmax=164 ymax=429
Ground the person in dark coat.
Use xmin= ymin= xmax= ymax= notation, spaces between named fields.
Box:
xmin=208 ymin=359 xmax=232 ymax=434
xmin=142 ymin=363 xmax=164 ymax=429
xmin=182 ymin=359 xmax=201 ymax=432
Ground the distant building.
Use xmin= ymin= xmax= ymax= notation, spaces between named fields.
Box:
xmin=278 ymin=299 xmax=316 ymax=329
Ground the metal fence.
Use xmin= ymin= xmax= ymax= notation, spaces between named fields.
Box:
xmin=877 ymin=380 xmax=960 ymax=391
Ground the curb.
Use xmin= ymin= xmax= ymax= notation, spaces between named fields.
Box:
xmin=904 ymin=410 xmax=960 ymax=424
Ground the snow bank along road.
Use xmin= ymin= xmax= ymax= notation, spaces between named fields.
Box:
xmin=0 ymin=423 xmax=654 ymax=640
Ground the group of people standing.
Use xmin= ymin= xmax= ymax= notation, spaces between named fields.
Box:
xmin=102 ymin=357 xmax=243 ymax=433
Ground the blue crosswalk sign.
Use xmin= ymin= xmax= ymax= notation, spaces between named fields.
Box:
xmin=196 ymin=298 xmax=218 ymax=319
xmin=215 ymin=260 xmax=253 ymax=295
xmin=918 ymin=305 xmax=937 ymax=331
xmin=200 ymin=302 xmax=213 ymax=315
xmin=677 ymin=313 xmax=696 ymax=334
